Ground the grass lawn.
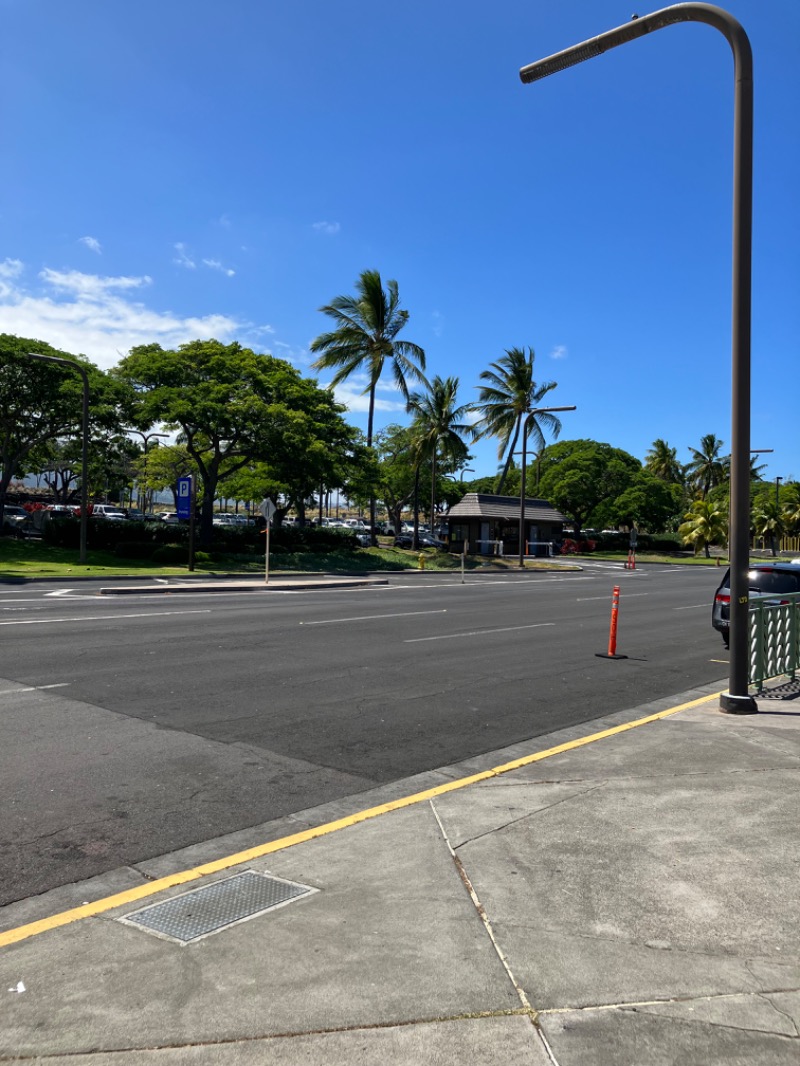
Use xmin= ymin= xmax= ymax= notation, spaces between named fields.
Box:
xmin=0 ymin=537 xmax=581 ymax=580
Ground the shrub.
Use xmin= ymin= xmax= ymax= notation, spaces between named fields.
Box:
xmin=114 ymin=541 xmax=156 ymax=559
xmin=151 ymin=544 xmax=189 ymax=564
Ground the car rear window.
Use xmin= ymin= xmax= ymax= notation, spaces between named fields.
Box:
xmin=749 ymin=569 xmax=800 ymax=595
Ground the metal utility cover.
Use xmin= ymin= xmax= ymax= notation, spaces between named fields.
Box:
xmin=119 ymin=870 xmax=316 ymax=944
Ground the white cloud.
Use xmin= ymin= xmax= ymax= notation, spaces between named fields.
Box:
xmin=0 ymin=258 xmax=24 ymax=297
xmin=550 ymin=345 xmax=568 ymax=360
xmin=79 ymin=236 xmax=102 ymax=254
xmin=0 ymin=261 xmax=245 ymax=370
xmin=40 ymin=268 xmax=151 ymax=297
xmin=173 ymin=242 xmax=196 ymax=269
xmin=311 ymin=221 xmax=341 ymax=236
xmin=315 ymin=372 xmax=406 ymax=414
xmin=431 ymin=310 xmax=444 ymax=337
xmin=202 ymin=258 xmax=235 ymax=277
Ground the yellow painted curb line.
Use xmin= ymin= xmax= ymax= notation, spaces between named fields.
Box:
xmin=0 ymin=689 xmax=723 ymax=950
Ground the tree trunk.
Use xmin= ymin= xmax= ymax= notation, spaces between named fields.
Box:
xmin=412 ymin=465 xmax=420 ymax=550
xmin=496 ymin=413 xmax=522 ymax=495
xmin=430 ymin=451 xmax=437 ymax=536
xmin=367 ymin=384 xmax=377 ymax=544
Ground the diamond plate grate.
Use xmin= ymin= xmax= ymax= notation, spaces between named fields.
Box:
xmin=120 ymin=870 xmax=316 ymax=944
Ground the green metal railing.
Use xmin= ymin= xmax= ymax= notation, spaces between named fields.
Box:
xmin=748 ymin=591 xmax=800 ymax=691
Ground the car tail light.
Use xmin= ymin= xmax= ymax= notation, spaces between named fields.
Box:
xmin=715 ymin=593 xmax=730 ymax=605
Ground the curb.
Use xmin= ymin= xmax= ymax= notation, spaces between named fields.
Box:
xmin=98 ymin=577 xmax=390 ymax=596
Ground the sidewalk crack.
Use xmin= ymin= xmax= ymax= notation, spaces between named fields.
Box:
xmin=758 ymin=993 xmax=800 ymax=1038
xmin=453 ymin=783 xmax=607 ymax=850
xmin=428 ymin=800 xmax=562 ymax=1065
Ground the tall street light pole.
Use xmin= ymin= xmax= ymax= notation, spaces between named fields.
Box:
xmin=518 ymin=406 xmax=576 ymax=569
xmin=520 ymin=4 xmax=756 ymax=713
xmin=128 ymin=430 xmax=169 ymax=512
xmin=26 ymin=353 xmax=90 ymax=564
xmin=775 ymin=476 xmax=783 ymax=556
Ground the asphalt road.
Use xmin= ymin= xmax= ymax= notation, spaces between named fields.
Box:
xmin=1 ymin=562 xmax=728 ymax=904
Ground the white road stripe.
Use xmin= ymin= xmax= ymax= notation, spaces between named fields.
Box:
xmin=405 ymin=622 xmax=555 ymax=643
xmin=576 ymin=593 xmax=650 ymax=602
xmin=301 ymin=609 xmax=447 ymax=626
xmin=0 ymin=610 xmax=212 ymax=626
xmin=0 ymin=684 xmax=70 ymax=696
xmin=45 ymin=589 xmax=75 ymax=597
xmin=673 ymin=604 xmax=709 ymax=610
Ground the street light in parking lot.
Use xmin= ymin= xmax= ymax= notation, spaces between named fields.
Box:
xmin=25 ymin=352 xmax=89 ymax=564
xmin=519 ymin=4 xmax=757 ymax=713
xmin=128 ymin=430 xmax=169 ymax=512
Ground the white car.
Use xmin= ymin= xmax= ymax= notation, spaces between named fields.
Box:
xmin=91 ymin=504 xmax=127 ymax=520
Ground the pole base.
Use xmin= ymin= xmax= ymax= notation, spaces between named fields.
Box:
xmin=719 ymin=691 xmax=758 ymax=715
xmin=595 ymin=653 xmax=628 ymax=660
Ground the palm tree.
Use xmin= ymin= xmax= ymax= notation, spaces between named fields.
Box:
xmin=679 ymin=499 xmax=728 ymax=558
xmin=473 ymin=347 xmax=560 ymax=494
xmin=310 ymin=270 xmax=427 ymax=535
xmin=685 ymin=434 xmax=729 ymax=499
xmin=644 ymin=439 xmax=683 ymax=484
xmin=784 ymin=491 xmax=800 ymax=536
xmin=751 ymin=500 xmax=784 ymax=557
xmin=749 ymin=455 xmax=768 ymax=481
xmin=407 ymin=376 xmax=475 ymax=539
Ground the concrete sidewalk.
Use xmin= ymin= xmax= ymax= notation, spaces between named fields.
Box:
xmin=1 ymin=681 xmax=798 ymax=1064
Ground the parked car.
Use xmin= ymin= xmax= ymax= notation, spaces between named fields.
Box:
xmin=159 ymin=512 xmax=183 ymax=524
xmin=91 ymin=504 xmax=127 ymax=520
xmin=394 ymin=532 xmax=446 ymax=550
xmin=712 ymin=562 xmax=800 ymax=648
xmin=2 ymin=505 xmax=33 ymax=537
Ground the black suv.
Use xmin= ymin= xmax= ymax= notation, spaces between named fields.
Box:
xmin=2 ymin=505 xmax=33 ymax=537
xmin=712 ymin=561 xmax=800 ymax=647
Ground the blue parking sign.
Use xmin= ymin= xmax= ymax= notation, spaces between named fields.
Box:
xmin=176 ymin=476 xmax=192 ymax=519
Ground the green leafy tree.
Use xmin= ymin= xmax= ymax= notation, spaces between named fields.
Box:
xmin=460 ymin=475 xmax=497 ymax=495
xmin=0 ymin=334 xmax=126 ymax=525
xmin=644 ymin=439 xmax=684 ymax=484
xmin=473 ymin=347 xmax=560 ymax=494
xmin=608 ymin=471 xmax=685 ymax=533
xmin=407 ymin=375 xmax=474 ymax=530
xmin=115 ymin=339 xmax=356 ymax=543
xmin=685 ymin=434 xmax=729 ymax=499
xmin=537 ymin=439 xmax=641 ymax=539
xmin=371 ymin=425 xmax=421 ymax=535
xmin=679 ymin=499 xmax=728 ymax=558
xmin=310 ymin=269 xmax=427 ymax=534
xmin=132 ymin=443 xmax=194 ymax=509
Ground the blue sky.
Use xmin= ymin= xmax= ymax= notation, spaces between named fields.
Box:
xmin=2 ymin=0 xmax=797 ymax=483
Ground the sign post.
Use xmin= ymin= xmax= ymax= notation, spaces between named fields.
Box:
xmin=177 ymin=476 xmax=195 ymax=571
xmin=259 ymin=498 xmax=277 ymax=584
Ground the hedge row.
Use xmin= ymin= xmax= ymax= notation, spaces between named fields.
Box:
xmin=43 ymin=518 xmax=359 ymax=553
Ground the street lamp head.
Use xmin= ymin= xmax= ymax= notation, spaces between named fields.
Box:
xmin=519 ymin=5 xmax=747 ymax=86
